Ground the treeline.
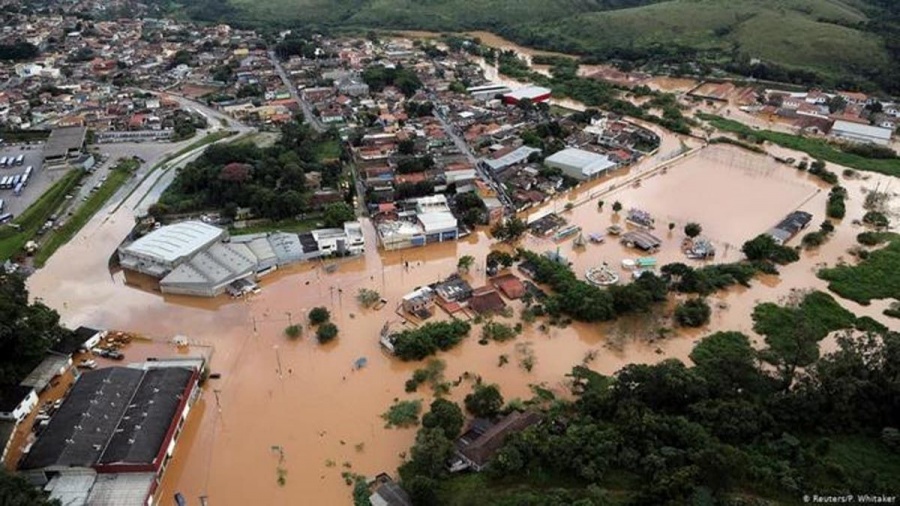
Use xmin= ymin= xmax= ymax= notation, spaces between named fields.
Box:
xmin=0 ymin=41 xmax=38 ymax=61
xmin=155 ymin=120 xmax=345 ymax=220
xmin=399 ymin=290 xmax=899 ymax=504
xmin=0 ymin=274 xmax=74 ymax=386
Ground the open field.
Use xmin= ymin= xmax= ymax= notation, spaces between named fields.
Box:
xmin=609 ymin=146 xmax=820 ymax=250
xmin=699 ymin=114 xmax=900 ymax=177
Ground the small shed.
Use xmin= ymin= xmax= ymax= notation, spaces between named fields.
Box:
xmin=491 ymin=274 xmax=526 ymax=299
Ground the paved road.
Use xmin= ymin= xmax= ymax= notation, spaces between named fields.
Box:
xmin=431 ymin=100 xmax=515 ymax=211
xmin=268 ymin=51 xmax=327 ymax=133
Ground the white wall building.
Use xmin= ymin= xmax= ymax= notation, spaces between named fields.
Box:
xmin=830 ymin=120 xmax=893 ymax=146
xmin=0 ymin=386 xmax=38 ymax=422
xmin=544 ymin=148 xmax=617 ymax=181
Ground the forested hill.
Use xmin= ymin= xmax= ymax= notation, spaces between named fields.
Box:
xmin=164 ymin=0 xmax=900 ymax=94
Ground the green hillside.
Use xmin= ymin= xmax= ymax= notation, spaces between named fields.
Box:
xmin=186 ymin=0 xmax=900 ymax=92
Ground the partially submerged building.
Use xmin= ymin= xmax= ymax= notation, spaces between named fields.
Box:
xmin=119 ymin=221 xmax=365 ymax=297
xmin=544 ymin=148 xmax=617 ymax=181
xmin=450 ymin=411 xmax=542 ymax=472
xmin=19 ymin=359 xmax=204 ymax=506
xmin=768 ymin=211 xmax=813 ymax=245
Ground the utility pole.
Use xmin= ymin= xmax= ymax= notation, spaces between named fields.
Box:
xmin=274 ymin=346 xmax=283 ymax=379
xmin=285 ymin=311 xmax=293 ymax=326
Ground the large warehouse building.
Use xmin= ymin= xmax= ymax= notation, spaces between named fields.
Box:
xmin=19 ymin=360 xmax=202 ymax=506
xmin=118 ymin=220 xmax=365 ymax=297
xmin=830 ymin=120 xmax=893 ymax=146
xmin=544 ymin=148 xmax=617 ymax=181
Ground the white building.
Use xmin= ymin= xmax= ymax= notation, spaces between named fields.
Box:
xmin=0 ymin=386 xmax=38 ymax=422
xmin=118 ymin=221 xmax=226 ymax=278
xmin=830 ymin=120 xmax=893 ymax=146
xmin=544 ymin=148 xmax=617 ymax=181
xmin=310 ymin=222 xmax=365 ymax=256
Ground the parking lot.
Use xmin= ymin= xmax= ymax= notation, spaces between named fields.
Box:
xmin=0 ymin=142 xmax=62 ymax=219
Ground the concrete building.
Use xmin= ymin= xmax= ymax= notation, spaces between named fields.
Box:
xmin=43 ymin=126 xmax=87 ymax=164
xmin=482 ymin=146 xmax=541 ymax=174
xmin=20 ymin=360 xmax=203 ymax=506
xmin=830 ymin=120 xmax=893 ymax=146
xmin=95 ymin=130 xmax=174 ymax=143
xmin=467 ymin=84 xmax=512 ymax=101
xmin=119 ymin=221 xmax=226 ymax=278
xmin=544 ymin=148 xmax=617 ymax=181
xmin=120 ymin=221 xmax=365 ymax=297
xmin=0 ymin=385 xmax=38 ymax=422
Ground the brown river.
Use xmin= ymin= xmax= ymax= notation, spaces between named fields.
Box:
xmin=25 ymin=32 xmax=899 ymax=506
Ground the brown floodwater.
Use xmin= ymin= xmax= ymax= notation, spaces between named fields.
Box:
xmin=26 ymin=67 xmax=899 ymax=506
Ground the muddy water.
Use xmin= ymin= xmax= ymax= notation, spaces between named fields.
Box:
xmin=27 ymin=90 xmax=899 ymax=506
xmin=28 ymin=144 xmax=897 ymax=505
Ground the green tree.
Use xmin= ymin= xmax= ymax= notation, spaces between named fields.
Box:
xmin=323 ymin=202 xmax=355 ymax=228
xmin=0 ymin=274 xmax=73 ymax=385
xmin=612 ymin=201 xmax=622 ymax=213
xmin=284 ymin=324 xmax=302 ymax=339
xmin=597 ymin=200 xmax=604 ymax=211
xmin=491 ymin=216 xmax=527 ymax=243
xmin=309 ymin=306 xmax=330 ymax=325
xmin=357 ymin=288 xmax=381 ymax=308
xmin=422 ymin=398 xmax=465 ymax=439
xmin=674 ymin=298 xmax=711 ymax=327
xmin=690 ymin=332 xmax=767 ymax=397
xmin=400 ymin=428 xmax=453 ymax=480
xmin=316 ymin=322 xmax=339 ymax=343
xmin=464 ymin=383 xmax=504 ymax=418
xmin=684 ymin=222 xmax=702 ymax=238
xmin=0 ymin=469 xmax=58 ymax=506
xmin=457 ymin=255 xmax=475 ymax=273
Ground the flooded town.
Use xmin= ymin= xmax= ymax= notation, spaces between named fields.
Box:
xmin=0 ymin=2 xmax=899 ymax=505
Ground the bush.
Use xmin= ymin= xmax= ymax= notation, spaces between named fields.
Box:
xmin=741 ymin=234 xmax=799 ymax=265
xmin=863 ymin=211 xmax=890 ymax=228
xmin=802 ymin=231 xmax=826 ymax=248
xmin=309 ymin=306 xmax=330 ymax=324
xmin=382 ymin=399 xmax=422 ymax=428
xmin=482 ymin=321 xmax=518 ymax=342
xmin=674 ymin=298 xmax=711 ymax=327
xmin=391 ymin=320 xmax=472 ymax=361
xmin=857 ymin=232 xmax=889 ymax=246
xmin=464 ymin=384 xmax=504 ymax=418
xmin=316 ymin=322 xmax=338 ymax=343
xmin=284 ymin=324 xmax=302 ymax=339
xmin=357 ymin=288 xmax=381 ymax=308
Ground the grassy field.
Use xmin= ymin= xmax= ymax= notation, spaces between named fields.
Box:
xmin=33 ymin=160 xmax=137 ymax=266
xmin=229 ymin=216 xmax=322 ymax=235
xmin=699 ymin=114 xmax=900 ymax=177
xmin=313 ymin=139 xmax=342 ymax=162
xmin=818 ymin=234 xmax=900 ymax=305
xmin=0 ymin=170 xmax=83 ymax=262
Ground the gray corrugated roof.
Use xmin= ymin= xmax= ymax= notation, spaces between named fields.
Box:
xmin=20 ymin=367 xmax=195 ymax=471
xmin=122 ymin=222 xmax=225 ymax=264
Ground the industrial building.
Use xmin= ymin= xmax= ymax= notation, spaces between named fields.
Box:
xmin=43 ymin=126 xmax=87 ymax=164
xmin=118 ymin=220 xmax=365 ymax=297
xmin=830 ymin=120 xmax=893 ymax=146
xmin=544 ymin=148 xmax=617 ymax=181
xmin=502 ymin=86 xmax=551 ymax=105
xmin=19 ymin=359 xmax=203 ymax=506
xmin=467 ymin=84 xmax=512 ymax=101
